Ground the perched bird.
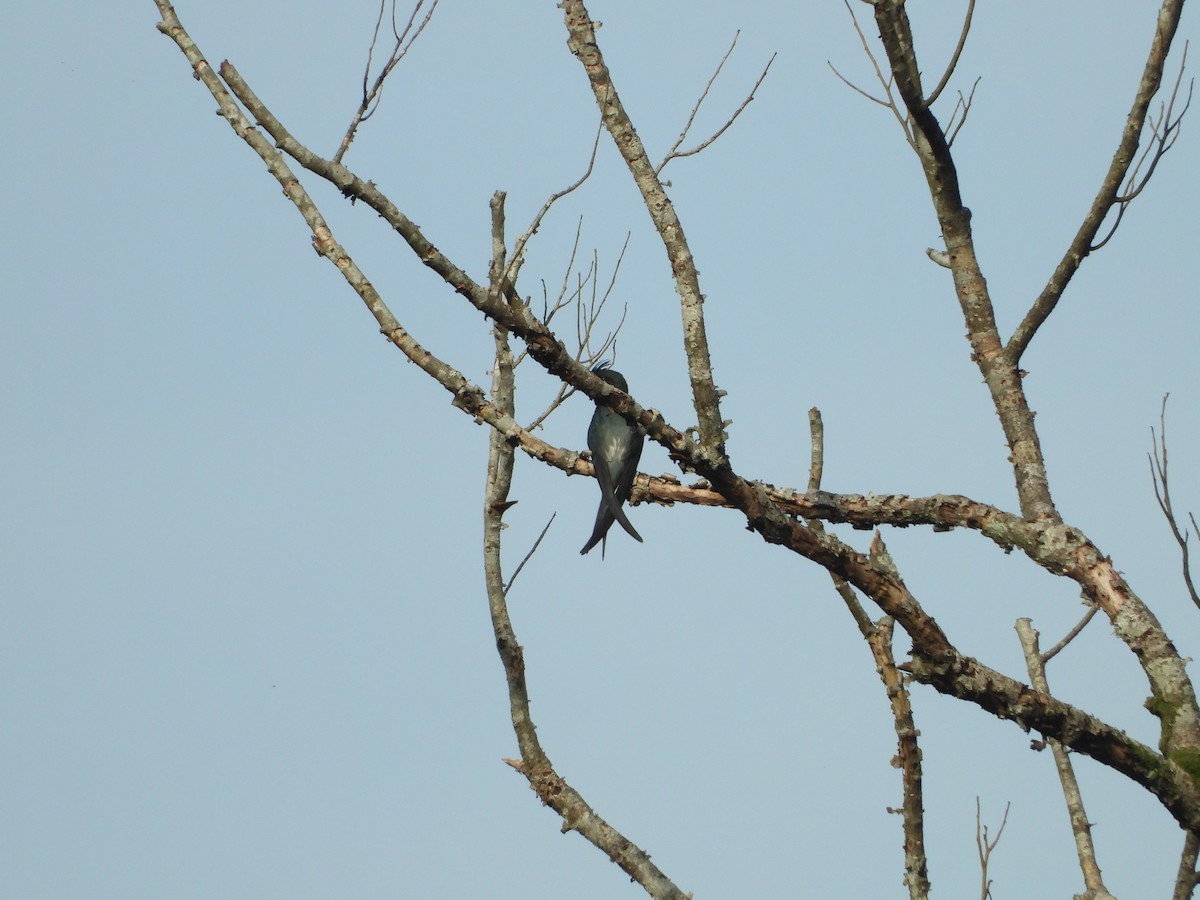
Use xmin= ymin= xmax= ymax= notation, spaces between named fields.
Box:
xmin=580 ymin=363 xmax=644 ymax=558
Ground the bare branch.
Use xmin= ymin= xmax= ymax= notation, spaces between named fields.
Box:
xmin=525 ymin=236 xmax=632 ymax=433
xmin=541 ymin=219 xmax=587 ymax=329
xmin=1173 ymin=830 xmax=1200 ymax=900
xmin=158 ymin=1 xmax=1200 ymax=835
xmin=827 ymin=59 xmax=891 ymax=107
xmin=656 ymin=30 xmax=738 ymax=170
xmin=872 ymin=0 xmax=1057 ymax=522
xmin=562 ymin=0 xmax=726 ymax=456
xmin=656 ymin=32 xmax=777 ymax=175
xmin=1150 ymin=393 xmax=1200 ymax=612
xmin=805 ymin=409 xmax=876 ymax=637
xmin=830 ymin=0 xmax=916 ymax=151
xmin=1092 ymin=47 xmax=1192 ymax=252
xmin=975 ymin=799 xmax=1010 ymax=900
xmin=489 ymin=189 xmax=508 ymax=299
xmin=503 ymin=513 xmax=556 ymax=595
xmin=868 ymin=536 xmax=932 ymax=900
xmin=1017 ymin=619 xmax=1112 ymax=898
xmin=806 ymin=408 xmax=825 ymax=495
xmin=505 ymin=124 xmax=603 ymax=291
xmin=806 ymin=411 xmax=929 ymax=899
xmin=1007 ymin=7 xmax=1189 ymax=362
xmin=481 ymin=309 xmax=688 ymax=896
xmin=1115 ymin=47 xmax=1193 ymax=207
xmin=923 ymin=0 xmax=976 ymax=109
xmin=333 ymin=0 xmax=439 ymax=164
xmin=1040 ymin=606 xmax=1101 ymax=665
xmin=945 ymin=77 xmax=981 ymax=147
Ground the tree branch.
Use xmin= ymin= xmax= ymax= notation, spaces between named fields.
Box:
xmin=560 ymin=0 xmax=727 ymax=460
xmin=1007 ymin=1 xmax=1188 ymax=362
xmin=1151 ymin=393 xmax=1200 ymax=612
xmin=482 ymin=316 xmax=689 ymax=898
xmin=656 ymin=31 xmax=776 ymax=175
xmin=922 ymin=0 xmax=975 ymax=109
xmin=333 ymin=0 xmax=439 ymax=164
xmin=1039 ymin=606 xmax=1100 ymax=665
xmin=829 ymin=0 xmax=916 ymax=152
xmin=871 ymin=0 xmax=1057 ymax=524
xmin=805 ymin=411 xmax=929 ymax=897
xmin=906 ymin=645 xmax=1200 ymax=833
xmin=1173 ymin=830 xmax=1200 ymax=900
xmin=1016 ymin=619 xmax=1113 ymax=899
xmin=504 ymin=124 xmax=603 ymax=293
xmin=975 ymin=799 xmax=1009 ymax=900
xmin=157 ymin=0 xmax=1200 ymax=833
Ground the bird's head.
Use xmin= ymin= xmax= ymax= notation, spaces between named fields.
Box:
xmin=591 ymin=361 xmax=629 ymax=392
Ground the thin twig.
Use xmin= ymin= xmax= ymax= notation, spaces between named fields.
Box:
xmin=504 ymin=513 xmax=556 ymax=594
xmin=829 ymin=0 xmax=916 ymax=150
xmin=923 ymin=0 xmax=976 ymax=108
xmin=975 ymin=798 xmax=1011 ymax=900
xmin=333 ymin=0 xmax=440 ymax=164
xmin=1150 ymin=393 xmax=1200 ymax=612
xmin=1039 ymin=605 xmax=1101 ymax=664
xmin=945 ymin=77 xmax=981 ymax=147
xmin=540 ymin=219 xmax=587 ymax=330
xmin=827 ymin=60 xmax=891 ymax=106
xmin=656 ymin=30 xmax=740 ymax=171
xmin=524 ymin=236 xmax=632 ymax=432
xmin=1115 ymin=50 xmax=1193 ymax=207
xmin=1092 ymin=54 xmax=1192 ymax=251
xmin=656 ymin=32 xmax=777 ymax=174
xmin=664 ymin=54 xmax=775 ymax=166
xmin=505 ymin=124 xmax=603 ymax=291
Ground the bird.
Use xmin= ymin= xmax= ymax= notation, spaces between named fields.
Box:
xmin=580 ymin=363 xmax=644 ymax=558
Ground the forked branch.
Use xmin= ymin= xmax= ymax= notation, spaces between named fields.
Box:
xmin=1007 ymin=8 xmax=1189 ymax=363
xmin=656 ymin=31 xmax=777 ymax=175
xmin=504 ymin=124 xmax=603 ymax=292
xmin=975 ymin=799 xmax=1010 ymax=900
xmin=524 ymin=235 xmax=633 ymax=433
xmin=1150 ymin=393 xmax=1200 ymax=612
xmin=157 ymin=0 xmax=1200 ymax=836
xmin=944 ymin=77 xmax=981 ymax=147
xmin=923 ymin=0 xmax=976 ymax=109
xmin=806 ymin=409 xmax=929 ymax=898
xmin=482 ymin=221 xmax=687 ymax=898
xmin=561 ymin=0 xmax=727 ymax=459
xmin=828 ymin=0 xmax=916 ymax=151
xmin=871 ymin=0 xmax=1057 ymax=524
xmin=1016 ymin=619 xmax=1111 ymax=898
xmin=1092 ymin=42 xmax=1192 ymax=252
xmin=333 ymin=0 xmax=439 ymax=164
xmin=1039 ymin=606 xmax=1101 ymax=665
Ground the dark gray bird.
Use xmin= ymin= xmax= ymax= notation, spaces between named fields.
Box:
xmin=580 ymin=363 xmax=644 ymax=557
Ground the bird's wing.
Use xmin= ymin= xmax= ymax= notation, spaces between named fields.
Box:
xmin=593 ymin=437 xmax=642 ymax=543
xmin=608 ymin=434 xmax=644 ymax=542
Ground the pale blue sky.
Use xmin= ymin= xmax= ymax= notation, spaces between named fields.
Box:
xmin=3 ymin=2 xmax=1199 ymax=897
